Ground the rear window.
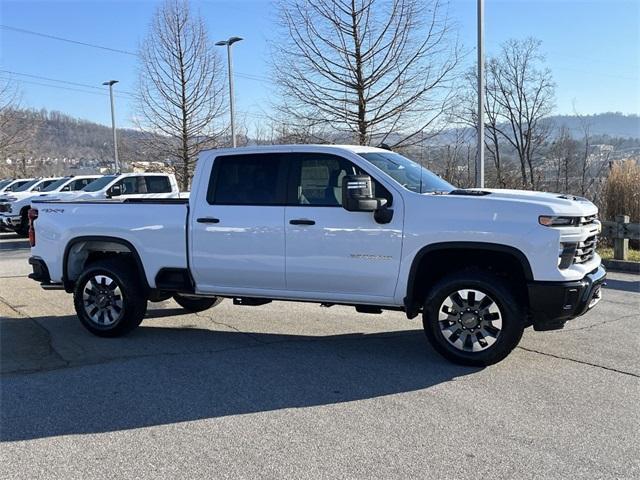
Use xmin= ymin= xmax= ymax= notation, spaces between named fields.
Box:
xmin=145 ymin=176 xmax=171 ymax=193
xmin=207 ymin=154 xmax=286 ymax=205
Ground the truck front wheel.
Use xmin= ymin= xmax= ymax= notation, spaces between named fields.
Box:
xmin=73 ymin=258 xmax=147 ymax=337
xmin=173 ymin=294 xmax=221 ymax=312
xmin=422 ymin=270 xmax=525 ymax=366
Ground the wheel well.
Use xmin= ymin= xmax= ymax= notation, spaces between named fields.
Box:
xmin=407 ymin=246 xmax=531 ymax=316
xmin=20 ymin=205 xmax=31 ymax=217
xmin=64 ymin=238 xmax=148 ymax=291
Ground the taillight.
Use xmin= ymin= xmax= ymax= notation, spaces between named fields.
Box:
xmin=28 ymin=208 xmax=38 ymax=247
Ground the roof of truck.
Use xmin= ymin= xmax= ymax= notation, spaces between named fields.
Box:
xmin=201 ymin=144 xmax=389 ymax=156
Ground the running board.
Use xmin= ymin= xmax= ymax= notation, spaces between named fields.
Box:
xmin=233 ymin=297 xmax=272 ymax=306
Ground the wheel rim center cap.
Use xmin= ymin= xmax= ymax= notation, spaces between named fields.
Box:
xmin=96 ymin=294 xmax=109 ymax=308
xmin=460 ymin=312 xmax=479 ymax=328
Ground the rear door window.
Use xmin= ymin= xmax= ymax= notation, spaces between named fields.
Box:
xmin=208 ymin=154 xmax=287 ymax=205
xmin=145 ymin=176 xmax=171 ymax=193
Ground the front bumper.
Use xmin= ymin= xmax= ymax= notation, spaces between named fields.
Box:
xmin=528 ymin=265 xmax=607 ymax=331
xmin=0 ymin=213 xmax=20 ymax=228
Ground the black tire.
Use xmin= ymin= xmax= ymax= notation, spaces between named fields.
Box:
xmin=14 ymin=209 xmax=29 ymax=237
xmin=422 ymin=269 xmax=525 ymax=366
xmin=173 ymin=294 xmax=221 ymax=312
xmin=73 ymin=258 xmax=147 ymax=337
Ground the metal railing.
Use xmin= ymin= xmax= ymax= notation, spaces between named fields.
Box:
xmin=601 ymin=215 xmax=640 ymax=261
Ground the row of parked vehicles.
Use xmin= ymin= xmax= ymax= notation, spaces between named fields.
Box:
xmin=0 ymin=172 xmax=181 ymax=236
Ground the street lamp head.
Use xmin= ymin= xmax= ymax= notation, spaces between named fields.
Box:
xmin=102 ymin=80 xmax=119 ymax=86
xmin=215 ymin=37 xmax=243 ymax=47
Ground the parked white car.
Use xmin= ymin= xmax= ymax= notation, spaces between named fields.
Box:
xmin=0 ymin=175 xmax=100 ymax=235
xmin=28 ymin=145 xmax=605 ymax=365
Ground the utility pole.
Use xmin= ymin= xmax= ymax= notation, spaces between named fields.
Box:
xmin=476 ymin=0 xmax=485 ymax=188
xmin=216 ymin=36 xmax=243 ymax=148
xmin=102 ymin=80 xmax=120 ymax=172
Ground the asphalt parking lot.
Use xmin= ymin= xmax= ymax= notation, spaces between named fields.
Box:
xmin=1 ymin=231 xmax=639 ymax=479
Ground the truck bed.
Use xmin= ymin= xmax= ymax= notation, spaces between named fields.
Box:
xmin=30 ymin=200 xmax=189 ymax=287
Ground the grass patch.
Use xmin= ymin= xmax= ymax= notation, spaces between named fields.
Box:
xmin=597 ymin=247 xmax=640 ymax=262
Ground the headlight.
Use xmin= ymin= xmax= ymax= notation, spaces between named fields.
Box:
xmin=539 ymin=216 xmax=578 ymax=227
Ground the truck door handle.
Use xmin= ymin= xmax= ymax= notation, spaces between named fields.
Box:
xmin=197 ymin=217 xmax=220 ymax=224
xmin=289 ymin=219 xmax=315 ymax=225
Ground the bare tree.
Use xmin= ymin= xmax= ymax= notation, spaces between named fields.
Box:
xmin=461 ymin=59 xmax=507 ymax=186
xmin=271 ymin=0 xmax=460 ymax=147
xmin=136 ymin=0 xmax=227 ymax=189
xmin=548 ymin=125 xmax=577 ymax=192
xmin=0 ymin=79 xmax=30 ymax=160
xmin=572 ymin=109 xmax=610 ymax=197
xmin=491 ymin=38 xmax=555 ymax=188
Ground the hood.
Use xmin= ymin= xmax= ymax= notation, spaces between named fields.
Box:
xmin=0 ymin=191 xmax=35 ymax=202
xmin=37 ymin=191 xmax=88 ymax=202
xmin=449 ymin=188 xmax=598 ymax=216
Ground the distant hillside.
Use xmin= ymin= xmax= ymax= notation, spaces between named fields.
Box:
xmin=3 ymin=109 xmax=153 ymax=163
xmin=547 ymin=113 xmax=640 ymax=139
xmin=3 ymin=109 xmax=639 ymax=165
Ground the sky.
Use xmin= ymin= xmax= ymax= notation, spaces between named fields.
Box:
xmin=0 ymin=0 xmax=638 ymax=130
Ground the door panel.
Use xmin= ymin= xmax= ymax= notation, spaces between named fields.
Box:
xmin=285 ymin=206 xmax=403 ymax=297
xmin=190 ymin=153 xmax=288 ymax=292
xmin=190 ymin=205 xmax=286 ymax=290
xmin=285 ymin=153 xmax=403 ymax=298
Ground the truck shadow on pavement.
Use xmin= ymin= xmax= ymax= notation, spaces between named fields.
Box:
xmin=1 ymin=313 xmax=477 ymax=442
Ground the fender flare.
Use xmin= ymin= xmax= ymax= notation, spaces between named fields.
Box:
xmin=62 ymin=235 xmax=149 ymax=292
xmin=404 ymin=241 xmax=534 ymax=313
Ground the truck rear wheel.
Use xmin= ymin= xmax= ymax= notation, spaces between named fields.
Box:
xmin=73 ymin=258 xmax=147 ymax=337
xmin=173 ymin=294 xmax=221 ymax=312
xmin=422 ymin=270 xmax=525 ymax=366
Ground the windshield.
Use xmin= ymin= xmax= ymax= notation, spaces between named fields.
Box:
xmin=82 ymin=175 xmax=116 ymax=192
xmin=358 ymin=151 xmax=455 ymax=194
xmin=41 ymin=177 xmax=71 ymax=192
xmin=0 ymin=180 xmax=11 ymax=190
xmin=32 ymin=179 xmax=60 ymax=192
xmin=12 ymin=179 xmax=40 ymax=192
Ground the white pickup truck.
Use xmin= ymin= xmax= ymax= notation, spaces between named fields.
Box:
xmin=43 ymin=172 xmax=182 ymax=202
xmin=0 ymin=178 xmax=34 ymax=194
xmin=28 ymin=145 xmax=606 ymax=365
xmin=0 ymin=175 xmax=100 ymax=235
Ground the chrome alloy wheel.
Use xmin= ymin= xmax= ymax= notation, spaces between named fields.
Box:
xmin=82 ymin=274 xmax=124 ymax=326
xmin=437 ymin=289 xmax=503 ymax=352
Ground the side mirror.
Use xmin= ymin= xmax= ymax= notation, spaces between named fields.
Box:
xmin=342 ymin=175 xmax=380 ymax=212
xmin=108 ymin=184 xmax=122 ymax=197
xmin=61 ymin=185 xmax=70 ymax=192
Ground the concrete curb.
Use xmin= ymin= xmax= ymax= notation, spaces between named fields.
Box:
xmin=602 ymin=259 xmax=640 ymax=274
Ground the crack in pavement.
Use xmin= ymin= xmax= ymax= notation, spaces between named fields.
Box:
xmin=516 ymin=346 xmax=639 ymax=378
xmin=0 ymin=294 xmax=70 ymax=370
xmin=551 ymin=313 xmax=639 ymax=333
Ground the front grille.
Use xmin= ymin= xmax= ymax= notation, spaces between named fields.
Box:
xmin=574 ymin=235 xmax=598 ymax=264
xmin=0 ymin=203 xmax=10 ymax=213
xmin=579 ymin=215 xmax=597 ymax=226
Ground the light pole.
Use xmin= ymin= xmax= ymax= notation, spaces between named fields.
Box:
xmin=102 ymin=80 xmax=120 ymax=172
xmin=216 ymin=36 xmax=243 ymax=148
xmin=476 ymin=0 xmax=485 ymax=188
